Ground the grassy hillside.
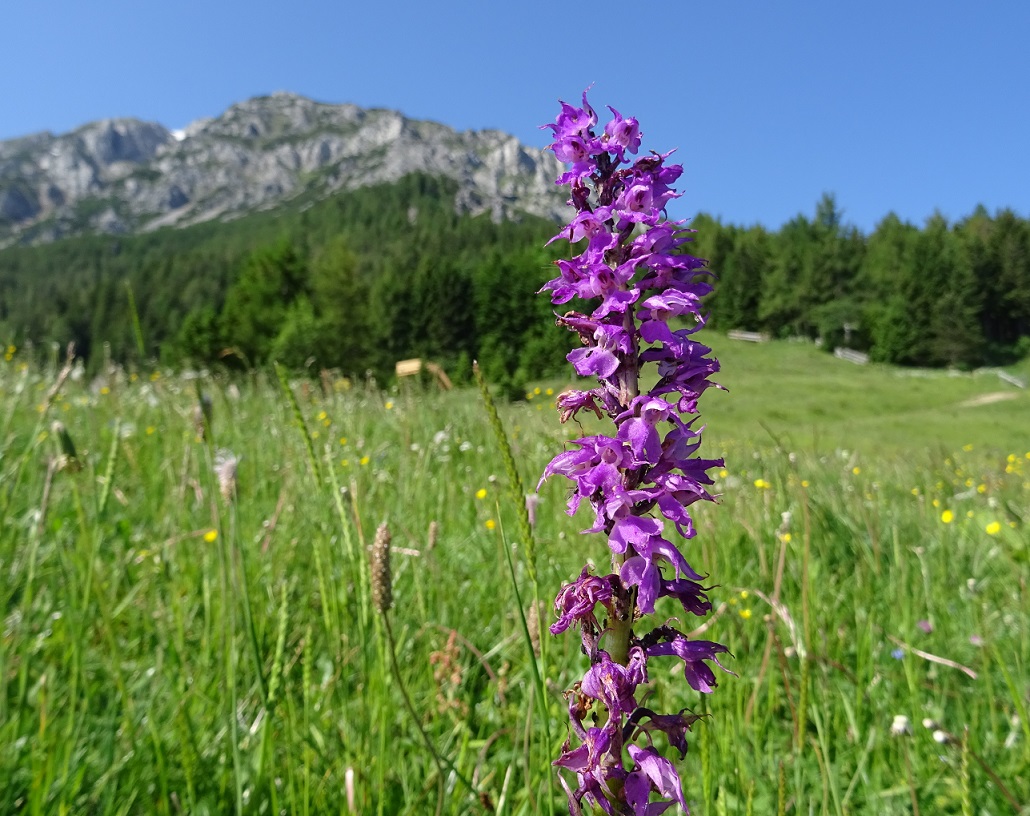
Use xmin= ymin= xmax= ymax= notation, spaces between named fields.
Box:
xmin=702 ymin=336 xmax=1029 ymax=454
xmin=526 ymin=334 xmax=1029 ymax=455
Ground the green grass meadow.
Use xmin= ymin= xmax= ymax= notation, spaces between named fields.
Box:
xmin=1 ymin=337 xmax=1028 ymax=815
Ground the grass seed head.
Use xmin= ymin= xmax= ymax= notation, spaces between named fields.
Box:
xmin=214 ymin=448 xmax=239 ymax=502
xmin=371 ymin=522 xmax=393 ymax=614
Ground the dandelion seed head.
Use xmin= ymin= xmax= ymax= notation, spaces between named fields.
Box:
xmin=890 ymin=715 xmax=912 ymax=736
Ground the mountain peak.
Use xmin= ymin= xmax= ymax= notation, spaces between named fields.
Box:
xmin=0 ymin=94 xmax=565 ymax=244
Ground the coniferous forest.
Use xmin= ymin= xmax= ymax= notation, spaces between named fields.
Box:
xmin=0 ymin=174 xmax=1027 ymax=385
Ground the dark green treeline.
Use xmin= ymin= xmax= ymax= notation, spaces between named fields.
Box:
xmin=0 ymin=175 xmax=571 ymax=391
xmin=1 ymin=181 xmax=1028 ymax=385
xmin=694 ymin=195 xmax=1030 ymax=367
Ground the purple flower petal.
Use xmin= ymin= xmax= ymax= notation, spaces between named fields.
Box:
xmin=626 ymin=744 xmax=687 ymax=810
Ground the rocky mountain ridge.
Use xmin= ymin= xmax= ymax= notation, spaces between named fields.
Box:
xmin=0 ymin=92 xmax=567 ymax=245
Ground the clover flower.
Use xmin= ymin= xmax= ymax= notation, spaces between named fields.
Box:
xmin=539 ymin=91 xmax=729 ymax=815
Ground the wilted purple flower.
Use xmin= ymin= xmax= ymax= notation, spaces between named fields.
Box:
xmin=551 ymin=567 xmax=616 ymax=637
xmin=627 ymin=708 xmax=703 ymax=759
xmin=539 ymin=91 xmax=729 ymax=815
xmin=657 ymin=577 xmax=714 ymax=618
xmin=581 ymin=649 xmax=647 ymax=719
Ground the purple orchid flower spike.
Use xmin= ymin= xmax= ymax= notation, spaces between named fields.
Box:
xmin=539 ymin=91 xmax=730 ymax=814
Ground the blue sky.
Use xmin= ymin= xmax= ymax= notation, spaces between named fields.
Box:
xmin=3 ymin=1 xmax=1028 ymax=233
